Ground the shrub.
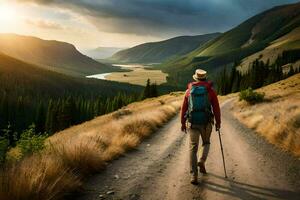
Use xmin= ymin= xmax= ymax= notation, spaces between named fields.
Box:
xmin=17 ymin=124 xmax=47 ymax=156
xmin=239 ymin=88 xmax=265 ymax=104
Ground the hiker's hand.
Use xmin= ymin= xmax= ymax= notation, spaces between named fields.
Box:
xmin=215 ymin=124 xmax=220 ymax=132
xmin=181 ymin=124 xmax=187 ymax=133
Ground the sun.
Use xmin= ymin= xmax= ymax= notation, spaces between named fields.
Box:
xmin=0 ymin=5 xmax=16 ymax=22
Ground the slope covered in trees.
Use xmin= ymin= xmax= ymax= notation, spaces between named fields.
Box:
xmin=216 ymin=49 xmax=300 ymax=95
xmin=0 ymin=52 xmax=143 ymax=144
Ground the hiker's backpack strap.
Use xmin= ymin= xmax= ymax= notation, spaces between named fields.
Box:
xmin=187 ymin=83 xmax=193 ymax=94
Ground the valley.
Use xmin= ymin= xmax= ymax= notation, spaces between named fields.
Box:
xmin=87 ymin=64 xmax=168 ymax=86
xmin=0 ymin=1 xmax=299 ymax=200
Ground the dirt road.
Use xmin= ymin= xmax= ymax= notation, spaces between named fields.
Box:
xmin=77 ymin=99 xmax=300 ymax=200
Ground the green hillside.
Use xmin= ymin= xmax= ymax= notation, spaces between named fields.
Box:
xmin=110 ymin=33 xmax=221 ymax=63
xmin=0 ymin=52 xmax=142 ymax=135
xmin=0 ymin=34 xmax=121 ymax=77
xmin=161 ymin=2 xmax=300 ymax=89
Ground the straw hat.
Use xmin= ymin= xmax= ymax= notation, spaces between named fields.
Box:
xmin=193 ymin=69 xmax=207 ymax=81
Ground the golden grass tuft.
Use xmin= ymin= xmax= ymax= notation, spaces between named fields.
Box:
xmin=49 ymin=139 xmax=106 ymax=175
xmin=0 ymin=155 xmax=81 ymax=200
xmin=0 ymin=93 xmax=182 ymax=200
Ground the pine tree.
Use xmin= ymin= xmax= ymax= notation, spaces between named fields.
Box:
xmin=150 ymin=83 xmax=158 ymax=97
xmin=143 ymin=79 xmax=151 ymax=99
xmin=35 ymin=101 xmax=46 ymax=134
xmin=45 ymin=100 xmax=54 ymax=134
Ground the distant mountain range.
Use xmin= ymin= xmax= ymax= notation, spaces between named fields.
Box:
xmin=0 ymin=34 xmax=119 ymax=76
xmin=84 ymin=47 xmax=125 ymax=59
xmin=160 ymin=2 xmax=300 ymax=88
xmin=109 ymin=33 xmax=221 ymax=63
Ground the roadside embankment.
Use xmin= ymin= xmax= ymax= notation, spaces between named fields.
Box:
xmin=0 ymin=92 xmax=183 ymax=200
xmin=232 ymin=74 xmax=300 ymax=157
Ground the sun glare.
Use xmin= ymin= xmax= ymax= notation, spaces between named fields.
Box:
xmin=0 ymin=5 xmax=16 ymax=22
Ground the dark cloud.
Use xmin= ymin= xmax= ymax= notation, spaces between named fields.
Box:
xmin=17 ymin=0 xmax=299 ymax=37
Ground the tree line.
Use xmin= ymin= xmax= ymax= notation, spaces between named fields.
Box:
xmin=216 ymin=49 xmax=300 ymax=95
xmin=0 ymin=79 xmax=158 ymax=147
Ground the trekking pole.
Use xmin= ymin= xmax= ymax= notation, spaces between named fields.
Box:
xmin=217 ymin=130 xmax=228 ymax=178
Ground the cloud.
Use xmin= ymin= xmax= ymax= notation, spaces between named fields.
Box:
xmin=16 ymin=0 xmax=299 ymax=37
xmin=25 ymin=18 xmax=64 ymax=30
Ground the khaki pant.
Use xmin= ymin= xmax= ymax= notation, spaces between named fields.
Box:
xmin=188 ymin=123 xmax=212 ymax=176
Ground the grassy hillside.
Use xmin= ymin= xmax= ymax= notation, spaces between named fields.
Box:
xmin=110 ymin=33 xmax=220 ymax=63
xmin=161 ymin=2 xmax=300 ymax=89
xmin=0 ymin=52 xmax=142 ymax=135
xmin=0 ymin=34 xmax=121 ymax=76
xmin=233 ymin=74 xmax=300 ymax=157
xmin=238 ymin=27 xmax=300 ymax=72
xmin=0 ymin=92 xmax=182 ymax=200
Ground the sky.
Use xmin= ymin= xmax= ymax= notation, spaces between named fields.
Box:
xmin=0 ymin=0 xmax=298 ymax=50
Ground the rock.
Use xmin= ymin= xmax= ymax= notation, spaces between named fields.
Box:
xmin=106 ymin=191 xmax=114 ymax=195
xmin=99 ymin=194 xmax=105 ymax=199
xmin=147 ymin=144 xmax=151 ymax=147
xmin=114 ymin=174 xmax=119 ymax=179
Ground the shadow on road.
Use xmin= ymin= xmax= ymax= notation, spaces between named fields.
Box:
xmin=199 ymin=173 xmax=299 ymax=200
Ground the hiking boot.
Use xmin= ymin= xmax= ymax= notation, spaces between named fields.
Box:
xmin=190 ymin=175 xmax=198 ymax=185
xmin=198 ymin=162 xmax=207 ymax=174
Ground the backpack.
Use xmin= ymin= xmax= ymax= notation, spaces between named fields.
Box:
xmin=187 ymin=84 xmax=212 ymax=125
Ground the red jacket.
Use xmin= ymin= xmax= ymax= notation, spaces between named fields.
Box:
xmin=181 ymin=81 xmax=221 ymax=126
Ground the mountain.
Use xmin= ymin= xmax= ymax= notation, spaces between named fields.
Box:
xmin=0 ymin=34 xmax=120 ymax=76
xmin=0 ymin=52 xmax=141 ymax=97
xmin=109 ymin=33 xmax=221 ymax=64
xmin=161 ymin=2 xmax=300 ymax=88
xmin=84 ymin=47 xmax=125 ymax=59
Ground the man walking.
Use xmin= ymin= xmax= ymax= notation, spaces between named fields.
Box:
xmin=181 ymin=69 xmax=221 ymax=184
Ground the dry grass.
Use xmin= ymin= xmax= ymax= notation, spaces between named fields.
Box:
xmin=0 ymin=93 xmax=182 ymax=200
xmin=0 ymin=155 xmax=81 ymax=200
xmin=233 ymin=74 xmax=300 ymax=157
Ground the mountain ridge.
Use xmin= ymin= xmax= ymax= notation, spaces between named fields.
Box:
xmin=110 ymin=33 xmax=221 ymax=63
xmin=160 ymin=2 xmax=300 ymax=88
xmin=0 ymin=33 xmax=119 ymax=76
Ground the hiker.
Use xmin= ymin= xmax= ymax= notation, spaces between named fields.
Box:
xmin=181 ymin=69 xmax=221 ymax=184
